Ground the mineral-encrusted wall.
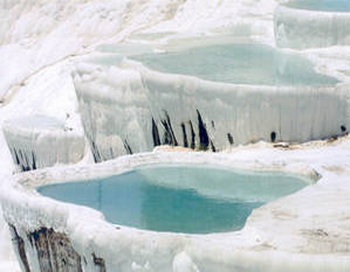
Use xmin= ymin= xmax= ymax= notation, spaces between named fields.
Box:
xmin=275 ymin=6 xmax=350 ymax=49
xmin=73 ymin=62 xmax=350 ymax=162
xmin=2 ymin=116 xmax=85 ymax=172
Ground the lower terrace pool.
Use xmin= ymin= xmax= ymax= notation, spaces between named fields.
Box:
xmin=286 ymin=0 xmax=350 ymax=12
xmin=38 ymin=165 xmax=310 ymax=234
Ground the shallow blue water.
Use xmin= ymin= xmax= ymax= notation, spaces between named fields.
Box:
xmin=38 ymin=165 xmax=309 ymax=234
xmin=131 ymin=43 xmax=338 ymax=86
xmin=286 ymin=0 xmax=350 ymax=12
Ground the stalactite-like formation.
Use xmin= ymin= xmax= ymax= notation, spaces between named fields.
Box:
xmin=196 ymin=110 xmax=209 ymax=151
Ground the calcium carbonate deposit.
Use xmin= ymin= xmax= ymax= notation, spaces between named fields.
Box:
xmin=1 ymin=0 xmax=350 ymax=271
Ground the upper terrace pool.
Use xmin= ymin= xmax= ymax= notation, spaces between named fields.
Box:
xmin=38 ymin=164 xmax=311 ymax=234
xmin=286 ymin=0 xmax=350 ymax=12
xmin=130 ymin=43 xmax=338 ymax=86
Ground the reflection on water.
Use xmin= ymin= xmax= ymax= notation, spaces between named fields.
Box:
xmin=286 ymin=0 xmax=350 ymax=12
xmin=38 ymin=165 xmax=309 ymax=234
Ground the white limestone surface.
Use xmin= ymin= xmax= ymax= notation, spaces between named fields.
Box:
xmin=2 ymin=137 xmax=350 ymax=271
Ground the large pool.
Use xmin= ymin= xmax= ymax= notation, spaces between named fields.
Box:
xmin=38 ymin=165 xmax=310 ymax=234
xmin=286 ymin=0 xmax=350 ymax=12
xmin=131 ymin=43 xmax=338 ymax=86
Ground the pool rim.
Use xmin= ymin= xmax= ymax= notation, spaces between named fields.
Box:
xmin=35 ymin=160 xmax=314 ymax=234
xmin=15 ymin=151 xmax=318 ymax=235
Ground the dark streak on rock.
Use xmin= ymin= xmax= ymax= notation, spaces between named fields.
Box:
xmin=29 ymin=227 xmax=82 ymax=272
xmin=161 ymin=110 xmax=178 ymax=146
xmin=32 ymin=228 xmax=54 ymax=272
xmin=16 ymin=149 xmax=30 ymax=172
xmin=23 ymin=151 xmax=30 ymax=171
xmin=270 ymin=131 xmax=277 ymax=143
xmin=165 ymin=111 xmax=178 ymax=146
xmin=92 ymin=253 xmax=106 ymax=272
xmin=123 ymin=139 xmax=133 ymax=155
xmin=211 ymin=120 xmax=215 ymax=129
xmin=210 ymin=140 xmax=216 ymax=152
xmin=9 ymin=224 xmax=31 ymax=272
xmin=161 ymin=111 xmax=178 ymax=146
xmin=181 ymin=122 xmax=188 ymax=148
xmin=188 ymin=121 xmax=196 ymax=149
xmin=32 ymin=152 xmax=37 ymax=170
xmin=227 ymin=133 xmax=234 ymax=145
xmin=13 ymin=148 xmax=20 ymax=165
xmin=161 ymin=119 xmax=172 ymax=145
xmin=152 ymin=118 xmax=161 ymax=147
xmin=90 ymin=141 xmax=102 ymax=163
xmin=196 ymin=110 xmax=209 ymax=150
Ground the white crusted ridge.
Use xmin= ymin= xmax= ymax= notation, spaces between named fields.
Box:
xmin=2 ymin=115 xmax=85 ymax=172
xmin=275 ymin=6 xmax=350 ymax=49
xmin=73 ymin=49 xmax=350 ymax=161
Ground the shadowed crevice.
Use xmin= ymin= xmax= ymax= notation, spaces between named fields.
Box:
xmin=161 ymin=110 xmax=178 ymax=146
xmin=181 ymin=122 xmax=188 ymax=148
xmin=227 ymin=133 xmax=234 ymax=145
xmin=123 ymin=139 xmax=133 ymax=155
xmin=188 ymin=120 xmax=196 ymax=149
xmin=196 ymin=110 xmax=209 ymax=150
xmin=13 ymin=148 xmax=20 ymax=165
xmin=165 ymin=111 xmax=178 ymax=146
xmin=152 ymin=118 xmax=161 ymax=147
xmin=31 ymin=152 xmax=37 ymax=170
xmin=92 ymin=253 xmax=106 ymax=272
xmin=210 ymin=140 xmax=216 ymax=152
xmin=90 ymin=140 xmax=102 ymax=163
xmin=270 ymin=131 xmax=277 ymax=143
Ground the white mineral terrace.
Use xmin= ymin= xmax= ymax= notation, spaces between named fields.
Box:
xmin=2 ymin=115 xmax=85 ymax=172
xmin=2 ymin=137 xmax=350 ymax=272
xmin=275 ymin=4 xmax=350 ymax=49
xmin=73 ymin=41 xmax=350 ymax=161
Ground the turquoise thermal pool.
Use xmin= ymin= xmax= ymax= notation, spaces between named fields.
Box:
xmin=131 ymin=43 xmax=338 ymax=86
xmin=38 ymin=165 xmax=310 ymax=234
xmin=286 ymin=0 xmax=350 ymax=12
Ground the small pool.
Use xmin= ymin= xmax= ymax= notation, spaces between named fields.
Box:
xmin=286 ymin=0 xmax=350 ymax=12
xmin=38 ymin=165 xmax=310 ymax=234
xmin=131 ymin=43 xmax=337 ymax=86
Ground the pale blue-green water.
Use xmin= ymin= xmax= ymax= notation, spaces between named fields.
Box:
xmin=38 ymin=165 xmax=310 ymax=234
xmin=286 ymin=0 xmax=350 ymax=12
xmin=131 ymin=44 xmax=338 ymax=86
